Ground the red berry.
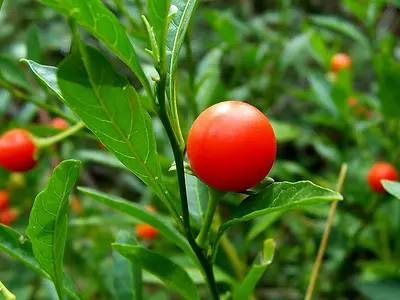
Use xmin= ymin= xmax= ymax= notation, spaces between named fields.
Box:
xmin=0 ymin=129 xmax=37 ymax=172
xmin=0 ymin=208 xmax=17 ymax=225
xmin=347 ymin=97 xmax=357 ymax=107
xmin=50 ymin=118 xmax=69 ymax=130
xmin=135 ymin=224 xmax=159 ymax=240
xmin=367 ymin=162 xmax=398 ymax=193
xmin=187 ymin=101 xmax=276 ymax=192
xmin=135 ymin=205 xmax=159 ymax=240
xmin=331 ymin=53 xmax=352 ymax=72
xmin=0 ymin=191 xmax=9 ymax=211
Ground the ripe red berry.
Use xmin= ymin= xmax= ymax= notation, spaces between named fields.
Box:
xmin=367 ymin=162 xmax=398 ymax=193
xmin=347 ymin=97 xmax=357 ymax=107
xmin=0 ymin=129 xmax=37 ymax=172
xmin=0 ymin=191 xmax=9 ymax=211
xmin=331 ymin=53 xmax=352 ymax=72
xmin=187 ymin=101 xmax=276 ymax=192
xmin=0 ymin=208 xmax=17 ymax=225
xmin=50 ymin=118 xmax=69 ymax=130
xmin=135 ymin=205 xmax=159 ymax=240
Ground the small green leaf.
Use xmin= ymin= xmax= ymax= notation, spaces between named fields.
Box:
xmin=310 ymin=16 xmax=369 ymax=50
xmin=38 ymin=0 xmax=151 ymax=96
xmin=382 ymin=180 xmax=400 ymax=200
xmin=308 ymin=72 xmax=337 ymax=115
xmin=147 ymin=0 xmax=171 ymax=50
xmin=112 ymin=231 xmax=142 ymax=300
xmin=355 ymin=278 xmax=400 ymax=300
xmin=166 ymin=0 xmax=200 ymax=112
xmin=0 ymin=56 xmax=31 ymax=90
xmin=142 ymin=15 xmax=160 ymax=66
xmin=26 ymin=160 xmax=81 ymax=300
xmin=113 ymin=244 xmax=200 ymax=300
xmin=195 ymin=48 xmax=223 ymax=111
xmin=203 ymin=9 xmax=238 ymax=46
xmin=0 ymin=226 xmax=82 ymax=300
xmin=185 ymin=174 xmax=208 ymax=226
xmin=280 ymin=32 xmax=310 ymax=71
xmin=21 ymin=59 xmax=62 ymax=100
xmin=77 ymin=187 xmax=198 ymax=268
xmin=234 ymin=239 xmax=275 ymax=300
xmin=223 ymin=181 xmax=342 ymax=229
xmin=57 ymin=44 xmax=176 ymax=218
xmin=26 ymin=25 xmax=41 ymax=63
xmin=270 ymin=120 xmax=300 ymax=144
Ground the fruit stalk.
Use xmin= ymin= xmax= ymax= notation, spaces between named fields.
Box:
xmin=0 ymin=280 xmax=16 ymax=300
xmin=305 ymin=163 xmax=348 ymax=300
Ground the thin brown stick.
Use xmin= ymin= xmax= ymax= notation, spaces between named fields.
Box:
xmin=305 ymin=163 xmax=348 ymax=300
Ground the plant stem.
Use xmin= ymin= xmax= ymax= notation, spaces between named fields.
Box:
xmin=36 ymin=121 xmax=86 ymax=148
xmin=0 ymin=79 xmax=76 ymax=124
xmin=157 ymin=74 xmax=219 ymax=300
xmin=305 ymin=163 xmax=348 ymax=300
xmin=0 ymin=281 xmax=16 ymax=300
xmin=196 ymin=188 xmax=220 ymax=248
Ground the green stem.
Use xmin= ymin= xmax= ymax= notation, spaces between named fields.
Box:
xmin=0 ymin=79 xmax=76 ymax=124
xmin=36 ymin=121 xmax=86 ymax=148
xmin=196 ymin=188 xmax=220 ymax=248
xmin=157 ymin=73 xmax=219 ymax=300
xmin=0 ymin=281 xmax=16 ymax=300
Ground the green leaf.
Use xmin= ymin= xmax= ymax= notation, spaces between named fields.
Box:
xmin=246 ymin=212 xmax=283 ymax=243
xmin=270 ymin=120 xmax=300 ymax=144
xmin=0 ymin=226 xmax=82 ymax=300
xmin=26 ymin=25 xmax=41 ymax=63
xmin=113 ymin=244 xmax=200 ymax=300
xmin=0 ymin=56 xmax=31 ymax=90
xmin=195 ymin=48 xmax=223 ymax=111
xmin=75 ymin=150 xmax=127 ymax=170
xmin=21 ymin=59 xmax=63 ymax=100
xmin=310 ymin=16 xmax=369 ymax=49
xmin=355 ymin=278 xmax=400 ymax=300
xmin=77 ymin=187 xmax=198 ymax=267
xmin=112 ymin=231 xmax=142 ymax=300
xmin=382 ymin=180 xmax=400 ymax=200
xmin=308 ymin=72 xmax=337 ymax=115
xmin=26 ymin=160 xmax=81 ymax=300
xmin=37 ymin=0 xmax=151 ymax=96
xmin=57 ymin=44 xmax=176 ymax=217
xmin=234 ymin=239 xmax=275 ymax=300
xmin=375 ymin=55 xmax=400 ymax=119
xmin=147 ymin=0 xmax=171 ymax=49
xmin=223 ymin=181 xmax=342 ymax=229
xmin=280 ymin=32 xmax=310 ymax=71
xmin=203 ymin=10 xmax=238 ymax=46
xmin=166 ymin=0 xmax=199 ymax=107
xmin=185 ymin=174 xmax=208 ymax=226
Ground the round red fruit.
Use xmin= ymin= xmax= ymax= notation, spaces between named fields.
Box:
xmin=50 ymin=118 xmax=69 ymax=130
xmin=0 ymin=190 xmax=9 ymax=211
xmin=0 ymin=208 xmax=17 ymax=225
xmin=367 ymin=162 xmax=398 ymax=193
xmin=331 ymin=53 xmax=352 ymax=72
xmin=0 ymin=129 xmax=37 ymax=172
xmin=135 ymin=224 xmax=159 ymax=240
xmin=187 ymin=101 xmax=277 ymax=192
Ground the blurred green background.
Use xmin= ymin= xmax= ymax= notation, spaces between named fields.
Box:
xmin=1 ymin=0 xmax=400 ymax=299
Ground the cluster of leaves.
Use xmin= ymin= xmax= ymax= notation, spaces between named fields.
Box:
xmin=0 ymin=0 xmax=399 ymax=299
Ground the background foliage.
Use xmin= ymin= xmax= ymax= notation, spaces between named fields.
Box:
xmin=1 ymin=0 xmax=400 ymax=299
